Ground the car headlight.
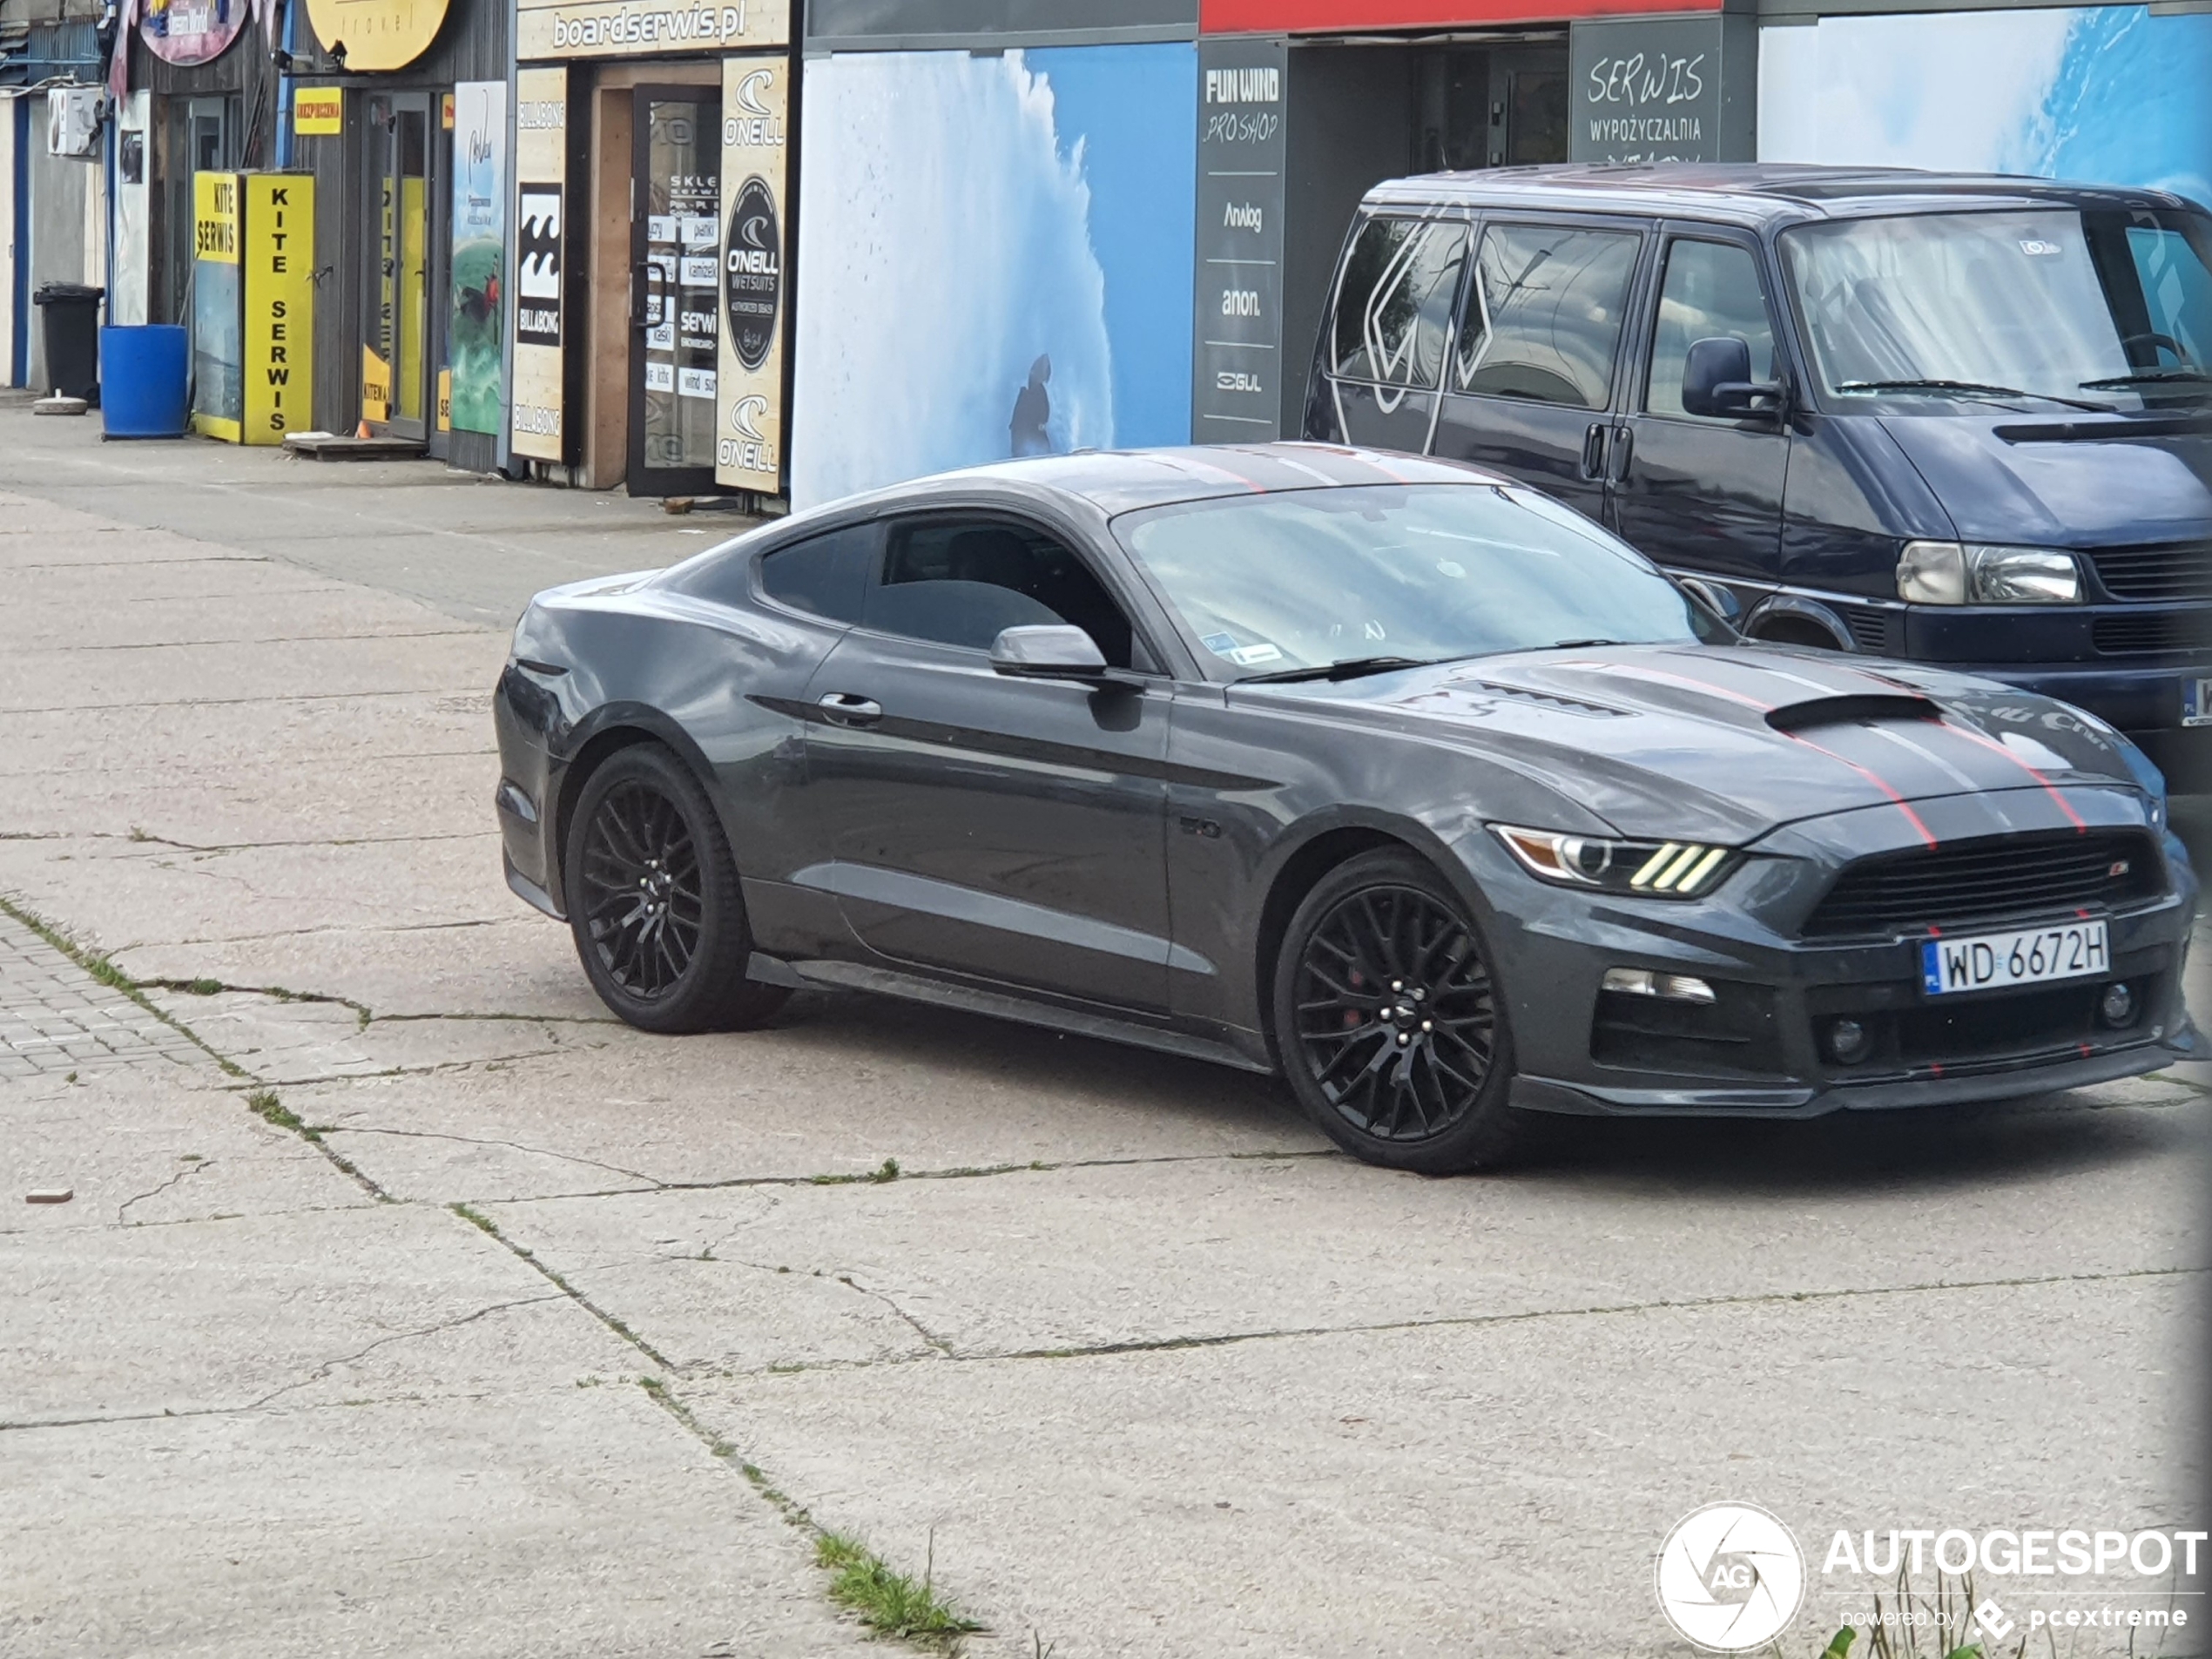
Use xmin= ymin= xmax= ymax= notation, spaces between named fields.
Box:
xmin=1493 ymin=826 xmax=1740 ymax=898
xmin=1896 ymin=541 xmax=2081 ymax=604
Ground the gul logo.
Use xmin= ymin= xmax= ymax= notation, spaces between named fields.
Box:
xmin=723 ymin=175 xmax=781 ymax=373
xmin=1656 ymin=1503 xmax=1806 ymax=1651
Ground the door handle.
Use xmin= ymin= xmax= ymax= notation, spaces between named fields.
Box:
xmin=815 ymin=692 xmax=882 ymax=728
xmin=1607 ymin=427 xmax=1634 ymax=484
xmin=1580 ymin=422 xmax=1608 ymax=480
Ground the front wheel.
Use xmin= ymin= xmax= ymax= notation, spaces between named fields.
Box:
xmin=563 ymin=743 xmax=787 ymax=1034
xmin=1272 ymin=850 xmax=1522 ymax=1173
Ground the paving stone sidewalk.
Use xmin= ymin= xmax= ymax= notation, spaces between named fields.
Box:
xmin=0 ymin=912 xmax=204 ymax=1079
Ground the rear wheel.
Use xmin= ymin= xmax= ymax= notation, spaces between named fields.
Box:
xmin=1272 ymin=850 xmax=1521 ymax=1173
xmin=563 ymin=744 xmax=787 ymax=1034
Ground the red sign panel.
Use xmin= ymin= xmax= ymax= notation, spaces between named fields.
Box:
xmin=1202 ymin=0 xmax=1715 ymax=30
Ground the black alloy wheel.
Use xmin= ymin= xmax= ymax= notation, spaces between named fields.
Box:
xmin=563 ymin=743 xmax=787 ymax=1034
xmin=1273 ymin=849 xmax=1522 ymax=1173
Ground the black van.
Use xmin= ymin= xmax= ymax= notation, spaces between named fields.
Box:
xmin=1303 ymin=164 xmax=2212 ymax=792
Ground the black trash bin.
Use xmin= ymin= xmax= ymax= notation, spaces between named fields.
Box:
xmin=33 ymin=283 xmax=105 ymax=402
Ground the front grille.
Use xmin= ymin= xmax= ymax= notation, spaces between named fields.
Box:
xmin=2094 ymin=610 xmax=2209 ymax=655
xmin=2089 ymin=542 xmax=2212 ymax=603
xmin=1802 ymin=828 xmax=2165 ymax=939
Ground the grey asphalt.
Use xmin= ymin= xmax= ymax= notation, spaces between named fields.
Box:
xmin=1 ymin=402 xmax=2205 ymax=1658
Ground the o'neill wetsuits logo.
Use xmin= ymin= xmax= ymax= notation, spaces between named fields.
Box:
xmin=723 ymin=174 xmax=780 ymax=374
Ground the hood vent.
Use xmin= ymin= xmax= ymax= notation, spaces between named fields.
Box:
xmin=1461 ymin=680 xmax=1631 ymax=719
xmin=1765 ymin=693 xmax=1941 ymax=733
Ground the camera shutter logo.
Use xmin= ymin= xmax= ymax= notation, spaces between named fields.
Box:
xmin=1656 ymin=1503 xmax=1806 ymax=1651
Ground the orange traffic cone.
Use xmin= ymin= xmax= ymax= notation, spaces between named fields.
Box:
xmin=355 ymin=420 xmax=373 ymax=439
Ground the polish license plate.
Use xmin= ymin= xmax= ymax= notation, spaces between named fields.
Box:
xmin=2185 ymin=678 xmax=2212 ymax=728
xmin=1921 ymin=920 xmax=2108 ymax=995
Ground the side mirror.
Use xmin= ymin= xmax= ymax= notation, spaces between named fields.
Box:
xmin=989 ymin=624 xmax=1109 ymax=680
xmin=1682 ymin=335 xmax=1783 ymax=420
xmin=1677 ymin=576 xmax=1743 ymax=626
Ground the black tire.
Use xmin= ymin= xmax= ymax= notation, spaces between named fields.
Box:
xmin=1271 ymin=849 xmax=1522 ymax=1173
xmin=563 ymin=743 xmax=788 ymax=1035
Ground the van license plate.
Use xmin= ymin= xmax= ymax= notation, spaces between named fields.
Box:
xmin=1922 ymin=921 xmax=2108 ymax=995
xmin=2186 ymin=678 xmax=2212 ymax=728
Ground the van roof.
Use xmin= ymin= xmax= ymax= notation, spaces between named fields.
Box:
xmin=1362 ymin=163 xmax=2202 ymax=228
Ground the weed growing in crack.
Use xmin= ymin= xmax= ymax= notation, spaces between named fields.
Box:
xmin=182 ymin=978 xmax=223 ymax=996
xmin=246 ymin=1089 xmax=313 ymax=1138
xmin=452 ymin=1204 xmax=499 ymax=1236
xmin=84 ymin=954 xmax=133 ymax=992
xmin=807 ymin=1157 xmax=902 ymax=1187
xmin=816 ymin=1529 xmax=981 ymax=1649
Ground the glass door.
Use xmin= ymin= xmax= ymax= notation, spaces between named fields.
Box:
xmin=362 ymin=92 xmax=435 ymax=439
xmin=628 ymin=87 xmax=721 ymax=496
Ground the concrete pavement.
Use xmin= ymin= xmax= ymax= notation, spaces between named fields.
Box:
xmin=1 ymin=406 xmax=2205 ymax=1657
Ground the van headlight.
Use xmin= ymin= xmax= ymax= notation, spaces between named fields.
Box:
xmin=1896 ymin=541 xmax=2080 ymax=604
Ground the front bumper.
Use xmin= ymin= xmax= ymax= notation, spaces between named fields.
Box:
xmin=1465 ymin=787 xmax=2199 ymax=1120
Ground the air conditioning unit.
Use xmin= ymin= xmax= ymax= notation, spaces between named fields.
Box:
xmin=48 ymin=86 xmax=103 ymax=158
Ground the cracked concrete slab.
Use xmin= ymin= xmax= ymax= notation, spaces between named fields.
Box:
xmin=685 ymin=1271 xmax=2204 ymax=1659
xmin=3 ymin=1384 xmax=872 ymax=1659
xmin=0 ymin=692 xmax=491 ymax=780
xmin=0 ymin=1201 xmax=635 ymax=1425
xmin=292 ymin=989 xmax=1321 ymax=1203
xmin=140 ymin=989 xmax=602 ymax=1086
xmin=2 ymin=1071 xmax=367 ymax=1232
xmin=6 ymin=585 xmax=483 ymax=651
xmin=0 ymin=630 xmax=505 ymax=711
xmin=477 ymin=1083 xmax=2206 ymax=1370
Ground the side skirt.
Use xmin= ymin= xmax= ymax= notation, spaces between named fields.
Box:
xmin=748 ymin=953 xmax=1275 ymax=1076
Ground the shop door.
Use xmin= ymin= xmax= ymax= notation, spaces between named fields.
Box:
xmin=362 ymin=92 xmax=438 ymax=440
xmin=1488 ymin=48 xmax=1568 ymax=167
xmin=629 ymin=88 xmax=721 ymax=497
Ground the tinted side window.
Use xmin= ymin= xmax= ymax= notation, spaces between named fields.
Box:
xmin=1331 ymin=218 xmax=1468 ymax=388
xmin=757 ymin=523 xmax=876 ymax=622
xmin=1646 ymin=239 xmax=1778 ymax=417
xmin=867 ymin=519 xmax=1135 ymax=666
xmin=1453 ymin=222 xmax=1640 ymax=409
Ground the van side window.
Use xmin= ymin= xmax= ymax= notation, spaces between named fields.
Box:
xmin=1646 ymin=240 xmax=1779 ymax=418
xmin=1331 ymin=218 xmax=1468 ymax=388
xmin=1453 ymin=223 xmax=1639 ymax=409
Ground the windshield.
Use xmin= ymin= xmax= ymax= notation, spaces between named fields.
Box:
xmin=1781 ymin=207 xmax=2212 ymax=408
xmin=1112 ymin=483 xmax=1723 ymax=680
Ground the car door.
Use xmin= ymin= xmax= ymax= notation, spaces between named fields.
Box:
xmin=1428 ymin=215 xmax=1647 ymax=525
xmin=799 ymin=509 xmax=1177 ymax=1013
xmin=1608 ymin=228 xmax=1791 ymax=588
xmin=1321 ymin=213 xmax=1469 ymax=456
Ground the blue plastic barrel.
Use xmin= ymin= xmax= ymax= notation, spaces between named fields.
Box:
xmin=99 ymin=325 xmax=191 ymax=439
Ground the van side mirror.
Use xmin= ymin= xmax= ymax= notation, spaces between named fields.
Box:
xmin=1682 ymin=335 xmax=1783 ymax=420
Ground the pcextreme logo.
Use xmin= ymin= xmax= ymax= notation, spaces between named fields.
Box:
xmin=1656 ymin=1503 xmax=1807 ymax=1651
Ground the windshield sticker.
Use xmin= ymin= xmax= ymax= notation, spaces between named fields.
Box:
xmin=1227 ymin=643 xmax=1284 ymax=667
xmin=1201 ymin=631 xmax=1239 ymax=656
xmin=2019 ymin=239 xmax=2063 ymax=256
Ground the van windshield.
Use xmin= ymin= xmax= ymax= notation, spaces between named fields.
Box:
xmin=1780 ymin=207 xmax=2212 ymax=409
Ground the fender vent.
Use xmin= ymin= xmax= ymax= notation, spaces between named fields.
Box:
xmin=1765 ymin=694 xmax=1940 ymax=732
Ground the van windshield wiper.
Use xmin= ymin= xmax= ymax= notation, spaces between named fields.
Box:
xmin=1238 ymin=655 xmax=1443 ymax=685
xmin=2077 ymin=368 xmax=2212 ymax=389
xmin=1835 ymin=378 xmax=2112 ymax=413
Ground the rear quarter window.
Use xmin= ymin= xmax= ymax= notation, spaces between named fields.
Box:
xmin=718 ymin=523 xmax=878 ymax=622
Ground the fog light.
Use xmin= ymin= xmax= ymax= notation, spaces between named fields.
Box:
xmin=2099 ymin=982 xmax=2137 ymax=1028
xmin=1827 ymin=1017 xmax=1871 ymax=1066
xmin=1602 ymin=968 xmax=1716 ymax=1004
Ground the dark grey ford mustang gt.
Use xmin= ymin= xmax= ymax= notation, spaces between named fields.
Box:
xmin=494 ymin=443 xmax=2198 ymax=1171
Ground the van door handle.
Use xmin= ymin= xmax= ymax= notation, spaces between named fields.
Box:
xmin=816 ymin=692 xmax=882 ymax=728
xmin=1580 ymin=422 xmax=1608 ymax=480
xmin=1607 ymin=427 xmax=1635 ymax=484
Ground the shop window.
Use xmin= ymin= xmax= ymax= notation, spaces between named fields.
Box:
xmin=1647 ymin=241 xmax=1779 ymax=418
xmin=1453 ymin=223 xmax=1639 ymax=409
xmin=748 ymin=523 xmax=879 ymax=623
xmin=867 ymin=519 xmax=1135 ymax=665
xmin=1331 ymin=219 xmax=1469 ymax=388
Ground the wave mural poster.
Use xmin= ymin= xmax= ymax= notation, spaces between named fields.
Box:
xmin=1757 ymin=6 xmax=2212 ymax=204
xmin=791 ymin=43 xmax=1197 ymax=509
xmin=449 ymin=80 xmax=509 ymax=436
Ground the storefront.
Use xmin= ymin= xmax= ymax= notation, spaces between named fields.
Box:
xmin=786 ymin=0 xmax=1201 ymax=509
xmin=506 ymin=0 xmax=792 ymax=496
xmin=1191 ymin=0 xmax=1757 ymax=440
